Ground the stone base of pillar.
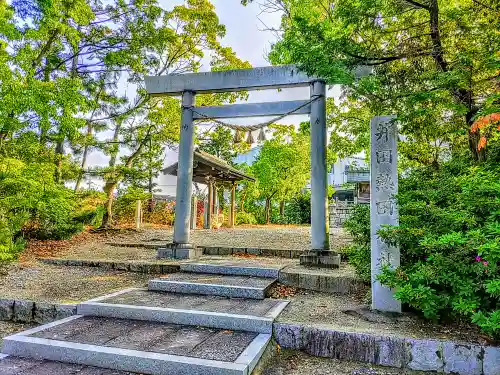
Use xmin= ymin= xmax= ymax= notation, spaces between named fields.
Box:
xmin=300 ymin=250 xmax=341 ymax=269
xmin=157 ymin=243 xmax=202 ymax=260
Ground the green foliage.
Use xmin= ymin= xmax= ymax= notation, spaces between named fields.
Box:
xmin=251 ymin=126 xmax=310 ymax=223
xmin=344 ymin=156 xmax=500 ymax=338
xmin=284 ymin=191 xmax=311 ymax=225
xmin=343 ymin=204 xmax=371 ymax=283
xmin=0 ymin=157 xmax=94 ymax=260
xmin=255 ymin=0 xmax=499 ymax=163
xmin=236 ymin=211 xmax=257 ymax=225
xmin=198 ymin=126 xmax=250 ymax=164
xmin=113 ymin=187 xmax=151 ymax=224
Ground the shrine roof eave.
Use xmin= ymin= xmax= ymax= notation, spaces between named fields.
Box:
xmin=162 ymin=150 xmax=255 ymax=184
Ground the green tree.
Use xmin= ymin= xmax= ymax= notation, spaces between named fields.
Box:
xmin=251 ymin=126 xmax=310 ymax=224
xmin=244 ymin=0 xmax=500 ymax=163
xmin=95 ymin=0 xmax=251 ymax=227
xmin=198 ymin=125 xmax=250 ymax=163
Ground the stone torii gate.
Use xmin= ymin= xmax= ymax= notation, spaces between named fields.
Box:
xmin=145 ymin=65 xmax=338 ymax=267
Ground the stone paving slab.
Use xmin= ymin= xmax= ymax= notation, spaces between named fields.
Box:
xmin=180 ymin=262 xmax=283 ymax=278
xmin=149 ymin=273 xmax=276 ymax=299
xmin=0 ymin=356 xmax=134 ymax=374
xmin=3 ymin=316 xmax=272 ymax=375
xmin=77 ymin=288 xmax=289 ymax=333
xmin=92 ymin=289 xmax=283 ymax=317
xmin=155 ymin=272 xmax=275 ymax=288
xmin=25 ymin=316 xmax=257 ymax=362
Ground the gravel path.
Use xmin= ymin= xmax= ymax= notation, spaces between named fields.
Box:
xmin=112 ymin=226 xmax=351 ymax=251
xmin=263 ymin=350 xmax=426 ymax=375
xmin=48 ymin=226 xmax=351 ymax=262
xmin=0 ymin=263 xmax=151 ymax=303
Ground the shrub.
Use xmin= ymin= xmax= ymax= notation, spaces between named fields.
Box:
xmin=72 ymin=191 xmax=107 ymax=228
xmin=343 ymin=204 xmax=371 ymax=283
xmin=113 ymin=187 xmax=151 ymax=224
xmin=236 ymin=211 xmax=257 ymax=225
xmin=143 ymin=201 xmax=175 ymax=226
xmin=284 ymin=191 xmax=311 ymax=224
xmin=0 ymin=158 xmax=92 ymax=260
xmin=343 ymin=156 xmax=500 ymax=339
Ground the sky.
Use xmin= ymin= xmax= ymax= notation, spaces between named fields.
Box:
xmin=85 ymin=0 xmax=342 ymax=193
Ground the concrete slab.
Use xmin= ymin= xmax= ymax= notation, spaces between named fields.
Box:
xmin=149 ymin=273 xmax=276 ymax=299
xmin=180 ymin=262 xmax=282 ymax=278
xmin=78 ymin=289 xmax=289 ymax=333
xmin=2 ymin=316 xmax=271 ymax=375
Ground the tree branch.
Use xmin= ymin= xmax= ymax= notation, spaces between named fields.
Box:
xmin=472 ymin=0 xmax=500 ymax=13
xmin=401 ymin=0 xmax=430 ymax=10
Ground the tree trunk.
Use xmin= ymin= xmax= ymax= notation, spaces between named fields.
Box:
xmin=100 ymin=123 xmax=121 ymax=229
xmin=54 ymin=138 xmax=64 ymax=184
xmin=99 ymin=123 xmax=153 ymax=229
xmin=265 ymin=198 xmax=271 ymax=225
xmin=75 ymin=93 xmax=100 ymax=191
xmin=280 ymin=200 xmax=285 ymax=218
xmin=101 ymin=181 xmax=117 ymax=228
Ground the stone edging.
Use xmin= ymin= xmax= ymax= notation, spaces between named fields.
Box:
xmin=106 ymin=242 xmax=304 ymax=259
xmin=273 ymin=322 xmax=500 ymax=375
xmin=39 ymin=258 xmax=180 ymax=274
xmin=2 ymin=297 xmax=498 ymax=374
xmin=201 ymin=246 xmax=303 ymax=259
xmin=39 ymin=258 xmax=361 ymax=295
xmin=0 ymin=299 xmax=76 ymax=324
xmin=278 ymin=269 xmax=364 ymax=295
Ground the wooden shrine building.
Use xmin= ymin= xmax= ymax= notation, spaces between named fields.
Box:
xmin=162 ymin=149 xmax=255 ymax=229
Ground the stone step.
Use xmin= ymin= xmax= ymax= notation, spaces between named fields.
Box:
xmin=78 ymin=288 xmax=289 ymax=333
xmin=149 ymin=273 xmax=276 ymax=300
xmin=180 ymin=262 xmax=281 ymax=278
xmin=2 ymin=316 xmax=271 ymax=375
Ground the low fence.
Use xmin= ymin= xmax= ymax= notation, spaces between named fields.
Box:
xmin=329 ymin=201 xmax=357 ymax=228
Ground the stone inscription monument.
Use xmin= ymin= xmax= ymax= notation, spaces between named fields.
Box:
xmin=370 ymin=115 xmax=401 ymax=313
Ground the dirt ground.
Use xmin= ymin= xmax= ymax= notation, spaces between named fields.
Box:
xmin=19 ymin=226 xmax=351 ymax=263
xmin=263 ymin=350 xmax=426 ymax=375
xmin=110 ymin=226 xmax=351 ymax=251
xmin=0 ymin=321 xmax=35 ymax=346
xmin=0 ymin=262 xmax=151 ymax=303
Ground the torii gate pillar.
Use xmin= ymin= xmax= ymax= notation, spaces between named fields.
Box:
xmin=299 ymin=81 xmax=340 ymax=268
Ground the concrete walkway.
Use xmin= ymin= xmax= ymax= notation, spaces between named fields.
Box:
xmin=0 ymin=262 xmax=288 ymax=375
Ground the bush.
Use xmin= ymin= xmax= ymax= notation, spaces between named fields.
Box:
xmin=0 ymin=158 xmax=92 ymax=260
xmin=236 ymin=211 xmax=257 ymax=225
xmin=284 ymin=191 xmax=311 ymax=224
xmin=343 ymin=204 xmax=371 ymax=283
xmin=72 ymin=191 xmax=107 ymax=228
xmin=144 ymin=201 xmax=175 ymax=226
xmin=343 ymin=156 xmax=500 ymax=338
xmin=113 ymin=187 xmax=151 ymax=224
